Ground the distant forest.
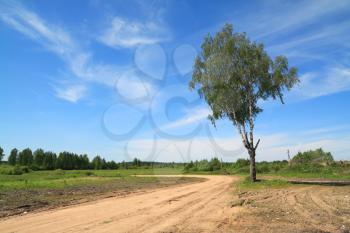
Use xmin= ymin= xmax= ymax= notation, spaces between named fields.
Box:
xmin=0 ymin=147 xmax=347 ymax=175
xmin=0 ymin=147 xmax=178 ymax=170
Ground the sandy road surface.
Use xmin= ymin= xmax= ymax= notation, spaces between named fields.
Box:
xmin=0 ymin=175 xmax=238 ymax=233
xmin=232 ymin=184 xmax=350 ymax=233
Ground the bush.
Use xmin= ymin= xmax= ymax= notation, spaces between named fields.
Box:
xmin=0 ymin=165 xmax=14 ymax=175
xmin=292 ymin=148 xmax=333 ymax=165
xmin=29 ymin=164 xmax=40 ymax=171
xmin=256 ymin=162 xmax=270 ymax=173
xmin=12 ymin=166 xmax=25 ymax=175
xmin=85 ymin=171 xmax=95 ymax=176
xmin=0 ymin=165 xmax=30 ymax=175
xmin=209 ymin=158 xmax=222 ymax=171
xmin=233 ymin=159 xmax=250 ymax=168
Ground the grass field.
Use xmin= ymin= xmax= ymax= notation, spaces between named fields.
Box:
xmin=0 ymin=166 xmax=185 ymax=190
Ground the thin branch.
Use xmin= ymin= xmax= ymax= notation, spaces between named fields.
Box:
xmin=254 ymin=139 xmax=260 ymax=150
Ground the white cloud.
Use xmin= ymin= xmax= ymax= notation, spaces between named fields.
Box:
xmin=267 ymin=20 xmax=350 ymax=60
xmin=300 ymin=125 xmax=350 ymax=137
xmin=0 ymin=2 xmax=154 ymax=103
xmin=231 ymin=0 xmax=350 ymax=67
xmin=120 ymin=129 xmax=350 ymax=162
xmin=54 ymin=85 xmax=87 ymax=103
xmin=162 ymin=107 xmax=211 ymax=130
xmin=291 ymin=66 xmax=350 ymax=99
xmin=115 ymin=74 xmax=155 ymax=100
xmin=259 ymin=136 xmax=350 ymax=162
xmin=122 ymin=136 xmax=245 ymax=162
xmin=99 ymin=17 xmax=168 ymax=48
xmin=244 ymin=0 xmax=350 ymax=39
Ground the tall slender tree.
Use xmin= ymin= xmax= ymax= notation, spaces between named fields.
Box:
xmin=0 ymin=147 xmax=4 ymax=163
xmin=8 ymin=148 xmax=18 ymax=165
xmin=190 ymin=24 xmax=299 ymax=181
xmin=33 ymin=148 xmax=45 ymax=167
xmin=18 ymin=148 xmax=33 ymax=165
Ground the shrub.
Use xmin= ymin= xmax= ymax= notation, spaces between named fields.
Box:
xmin=12 ymin=166 xmax=25 ymax=175
xmin=233 ymin=159 xmax=250 ymax=168
xmin=209 ymin=158 xmax=222 ymax=171
xmin=0 ymin=165 xmax=31 ymax=175
xmin=256 ymin=162 xmax=270 ymax=173
xmin=85 ymin=171 xmax=94 ymax=176
xmin=291 ymin=148 xmax=333 ymax=165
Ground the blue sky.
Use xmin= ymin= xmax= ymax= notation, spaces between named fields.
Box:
xmin=1 ymin=0 xmax=350 ymax=162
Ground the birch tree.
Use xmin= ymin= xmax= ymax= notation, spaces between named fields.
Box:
xmin=190 ymin=24 xmax=299 ymax=181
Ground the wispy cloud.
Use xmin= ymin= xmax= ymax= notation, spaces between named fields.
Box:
xmin=243 ymin=0 xmax=350 ymax=40
xmin=291 ymin=66 xmax=350 ymax=99
xmin=115 ymin=74 xmax=155 ymax=100
xmin=0 ymin=2 xmax=155 ymax=103
xmin=99 ymin=17 xmax=169 ymax=48
xmin=267 ymin=20 xmax=350 ymax=60
xmin=233 ymin=0 xmax=350 ymax=100
xmin=162 ymin=107 xmax=211 ymax=130
xmin=54 ymin=84 xmax=87 ymax=103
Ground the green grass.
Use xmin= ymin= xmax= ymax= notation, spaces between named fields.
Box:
xmin=1 ymin=163 xmax=348 ymax=191
xmin=270 ymin=171 xmax=350 ymax=180
xmin=0 ymin=167 xmax=185 ymax=191
xmin=236 ymin=176 xmax=291 ymax=192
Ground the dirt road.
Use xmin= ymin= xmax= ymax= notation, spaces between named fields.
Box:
xmin=1 ymin=175 xmax=349 ymax=233
xmin=0 ymin=175 xmax=238 ymax=233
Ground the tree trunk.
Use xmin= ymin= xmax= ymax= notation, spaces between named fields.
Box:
xmin=249 ymin=149 xmax=257 ymax=182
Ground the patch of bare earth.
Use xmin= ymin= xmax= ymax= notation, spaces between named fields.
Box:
xmin=0 ymin=176 xmax=203 ymax=218
xmin=230 ymin=185 xmax=350 ymax=233
xmin=0 ymin=175 xmax=238 ymax=233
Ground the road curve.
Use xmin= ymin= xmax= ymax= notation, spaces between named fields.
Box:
xmin=0 ymin=175 xmax=238 ymax=233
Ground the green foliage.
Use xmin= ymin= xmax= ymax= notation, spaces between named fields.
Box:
xmin=133 ymin=158 xmax=141 ymax=167
xmin=18 ymin=148 xmax=33 ymax=166
xmin=182 ymin=156 xmax=349 ymax=180
xmin=190 ymin=24 xmax=298 ymax=127
xmin=33 ymin=148 xmax=45 ymax=167
xmin=256 ymin=160 xmax=289 ymax=173
xmin=238 ymin=176 xmax=290 ymax=190
xmin=233 ymin=159 xmax=250 ymax=168
xmin=43 ymin=151 xmax=57 ymax=170
xmin=85 ymin=171 xmax=95 ymax=176
xmin=291 ymin=148 xmax=334 ymax=165
xmin=189 ymin=24 xmax=299 ymax=181
xmin=92 ymin=155 xmax=103 ymax=170
xmin=0 ymin=167 xmax=186 ymax=191
xmin=3 ymin=146 xmax=120 ymax=171
xmin=184 ymin=158 xmax=223 ymax=172
xmin=8 ymin=148 xmax=18 ymax=166
xmin=0 ymin=147 xmax=4 ymax=162
xmin=0 ymin=165 xmax=30 ymax=175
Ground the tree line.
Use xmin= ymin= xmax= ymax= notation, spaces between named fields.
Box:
xmin=0 ymin=146 xmax=181 ymax=170
xmin=3 ymin=147 xmax=119 ymax=170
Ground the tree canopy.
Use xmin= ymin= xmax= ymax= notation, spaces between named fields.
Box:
xmin=0 ymin=147 xmax=4 ymax=162
xmin=190 ymin=24 xmax=299 ymax=181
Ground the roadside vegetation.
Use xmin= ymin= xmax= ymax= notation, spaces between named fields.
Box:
xmin=184 ymin=148 xmax=350 ymax=180
xmin=0 ymin=146 xmax=349 ymax=181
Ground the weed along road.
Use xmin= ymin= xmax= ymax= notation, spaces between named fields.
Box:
xmin=0 ymin=175 xmax=238 ymax=233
